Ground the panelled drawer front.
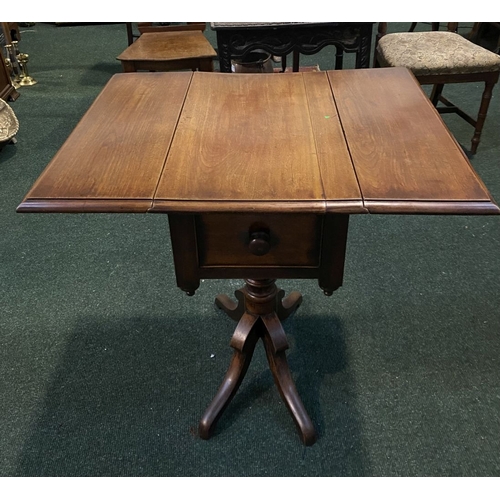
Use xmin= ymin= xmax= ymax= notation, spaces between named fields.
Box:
xmin=196 ymin=213 xmax=322 ymax=267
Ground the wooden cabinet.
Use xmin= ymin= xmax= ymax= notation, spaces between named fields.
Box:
xmin=0 ymin=53 xmax=18 ymax=101
xmin=1 ymin=21 xmax=19 ymax=101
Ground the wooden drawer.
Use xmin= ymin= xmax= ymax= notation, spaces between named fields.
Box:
xmin=196 ymin=213 xmax=322 ymax=268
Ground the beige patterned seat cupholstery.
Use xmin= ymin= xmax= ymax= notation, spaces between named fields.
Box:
xmin=376 ymin=29 xmax=500 ymax=153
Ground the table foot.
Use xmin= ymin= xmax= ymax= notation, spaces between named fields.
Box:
xmin=201 ymin=279 xmax=316 ymax=445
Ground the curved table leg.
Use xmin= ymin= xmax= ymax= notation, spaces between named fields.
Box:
xmin=261 ymin=312 xmax=317 ymax=446
xmin=203 ymin=280 xmax=316 ymax=445
xmin=276 ymin=289 xmax=303 ymax=321
xmin=199 ymin=312 xmax=259 ymax=439
xmin=215 ymin=289 xmax=245 ymax=321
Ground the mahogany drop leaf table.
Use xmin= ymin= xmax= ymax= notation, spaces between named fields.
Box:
xmin=18 ymin=68 xmax=499 ymax=445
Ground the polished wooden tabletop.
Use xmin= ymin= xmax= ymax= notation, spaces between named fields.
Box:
xmin=18 ymin=68 xmax=499 ymax=215
xmin=117 ymin=31 xmax=217 ymax=63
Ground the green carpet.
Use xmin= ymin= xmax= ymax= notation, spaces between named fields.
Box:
xmin=1 ymin=22 xmax=499 ymax=477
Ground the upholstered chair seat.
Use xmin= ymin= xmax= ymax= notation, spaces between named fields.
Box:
xmin=377 ymin=31 xmax=500 ymax=76
xmin=376 ymin=29 xmax=500 ymax=154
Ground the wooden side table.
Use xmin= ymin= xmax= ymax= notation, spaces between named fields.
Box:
xmin=117 ymin=31 xmax=216 ymax=72
xmin=18 ymin=69 xmax=499 ymax=445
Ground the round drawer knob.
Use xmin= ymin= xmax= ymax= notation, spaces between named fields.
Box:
xmin=248 ymin=231 xmax=270 ymax=256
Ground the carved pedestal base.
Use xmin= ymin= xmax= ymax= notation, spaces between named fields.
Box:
xmin=199 ymin=278 xmax=316 ymax=446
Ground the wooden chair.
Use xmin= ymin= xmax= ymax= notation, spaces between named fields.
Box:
xmin=466 ymin=22 xmax=500 ymax=55
xmin=408 ymin=22 xmax=457 ymax=33
xmin=118 ymin=23 xmax=216 ymax=73
xmin=375 ymin=22 xmax=500 ymax=153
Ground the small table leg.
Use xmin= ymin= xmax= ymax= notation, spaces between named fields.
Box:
xmin=198 ymin=312 xmax=260 ymax=439
xmin=199 ymin=279 xmax=317 ymax=445
xmin=261 ymin=312 xmax=316 ymax=445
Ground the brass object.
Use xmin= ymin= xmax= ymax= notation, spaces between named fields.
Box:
xmin=17 ymin=52 xmax=37 ymax=86
xmin=4 ymin=44 xmax=22 ymax=86
xmin=231 ymin=50 xmax=273 ymax=73
xmin=3 ymin=56 xmax=20 ymax=89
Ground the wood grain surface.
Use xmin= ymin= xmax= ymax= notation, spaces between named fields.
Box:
xmin=196 ymin=213 xmax=322 ymax=267
xmin=301 ymin=72 xmax=364 ymax=212
xmin=17 ymin=69 xmax=499 ymax=216
xmin=153 ymin=72 xmax=352 ymax=211
xmin=117 ymin=31 xmax=216 ymax=62
xmin=327 ymin=67 xmax=499 ymax=214
xmin=18 ymin=72 xmax=192 ymax=212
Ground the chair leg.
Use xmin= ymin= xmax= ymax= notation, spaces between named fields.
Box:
xmin=429 ymin=83 xmax=444 ymax=106
xmin=335 ymin=48 xmax=344 ymax=70
xmin=125 ymin=22 xmax=137 ymax=46
xmin=471 ymin=79 xmax=496 ymax=154
xmin=292 ymin=50 xmax=300 ymax=72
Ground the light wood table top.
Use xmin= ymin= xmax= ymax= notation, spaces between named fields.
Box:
xmin=18 ymin=68 xmax=499 ymax=216
xmin=117 ymin=31 xmax=216 ymax=63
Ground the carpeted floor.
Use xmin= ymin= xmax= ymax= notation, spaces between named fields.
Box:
xmin=1 ymin=22 xmax=499 ymax=477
